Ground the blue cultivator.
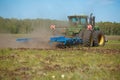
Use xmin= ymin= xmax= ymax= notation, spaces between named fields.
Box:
xmin=50 ymin=36 xmax=83 ymax=47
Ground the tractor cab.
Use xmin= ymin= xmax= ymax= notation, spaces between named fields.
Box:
xmin=68 ymin=13 xmax=95 ymax=28
xmin=66 ymin=14 xmax=95 ymax=36
xmin=68 ymin=15 xmax=88 ymax=26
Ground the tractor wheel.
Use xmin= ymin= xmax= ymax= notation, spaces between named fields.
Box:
xmin=78 ymin=29 xmax=85 ymax=39
xmin=93 ymin=31 xmax=105 ymax=46
xmin=82 ymin=30 xmax=93 ymax=47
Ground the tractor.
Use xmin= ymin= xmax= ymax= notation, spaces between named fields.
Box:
xmin=50 ymin=13 xmax=105 ymax=47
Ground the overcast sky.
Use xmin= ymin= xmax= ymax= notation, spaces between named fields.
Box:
xmin=0 ymin=0 xmax=120 ymax=22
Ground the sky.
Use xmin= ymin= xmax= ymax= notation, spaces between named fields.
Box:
xmin=0 ymin=0 xmax=120 ymax=22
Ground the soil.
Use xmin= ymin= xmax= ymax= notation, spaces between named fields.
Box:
xmin=0 ymin=34 xmax=51 ymax=49
xmin=0 ymin=34 xmax=120 ymax=54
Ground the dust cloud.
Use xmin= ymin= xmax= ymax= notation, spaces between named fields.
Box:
xmin=0 ymin=27 xmax=54 ymax=49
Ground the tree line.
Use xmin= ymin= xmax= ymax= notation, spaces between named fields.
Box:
xmin=0 ymin=17 xmax=68 ymax=34
xmin=0 ymin=16 xmax=120 ymax=35
xmin=97 ymin=22 xmax=120 ymax=35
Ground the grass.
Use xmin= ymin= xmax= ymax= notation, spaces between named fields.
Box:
xmin=0 ymin=37 xmax=120 ymax=80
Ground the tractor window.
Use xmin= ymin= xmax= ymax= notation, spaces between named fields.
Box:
xmin=71 ymin=18 xmax=78 ymax=23
xmin=80 ymin=18 xmax=86 ymax=24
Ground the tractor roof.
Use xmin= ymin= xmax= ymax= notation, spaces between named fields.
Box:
xmin=68 ymin=15 xmax=88 ymax=18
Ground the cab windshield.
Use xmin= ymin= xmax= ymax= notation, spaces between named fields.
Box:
xmin=80 ymin=18 xmax=86 ymax=24
xmin=71 ymin=17 xmax=87 ymax=25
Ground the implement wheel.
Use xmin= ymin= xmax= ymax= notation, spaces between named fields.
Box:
xmin=93 ymin=31 xmax=105 ymax=46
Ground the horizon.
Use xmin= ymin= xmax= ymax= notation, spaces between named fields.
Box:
xmin=0 ymin=0 xmax=120 ymax=22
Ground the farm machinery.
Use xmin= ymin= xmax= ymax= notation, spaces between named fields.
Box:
xmin=50 ymin=13 xmax=105 ymax=48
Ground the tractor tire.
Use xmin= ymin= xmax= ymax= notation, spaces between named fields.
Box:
xmin=82 ymin=30 xmax=93 ymax=47
xmin=78 ymin=29 xmax=85 ymax=39
xmin=93 ymin=30 xmax=105 ymax=46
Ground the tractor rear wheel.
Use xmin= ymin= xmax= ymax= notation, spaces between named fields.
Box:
xmin=82 ymin=30 xmax=93 ymax=47
xmin=93 ymin=31 xmax=105 ymax=46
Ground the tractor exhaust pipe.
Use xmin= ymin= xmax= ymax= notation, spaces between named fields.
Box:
xmin=89 ymin=13 xmax=95 ymax=28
